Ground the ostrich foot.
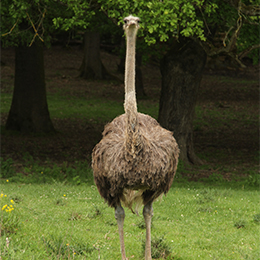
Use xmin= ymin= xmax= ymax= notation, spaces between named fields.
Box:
xmin=115 ymin=204 xmax=126 ymax=260
xmin=143 ymin=201 xmax=153 ymax=260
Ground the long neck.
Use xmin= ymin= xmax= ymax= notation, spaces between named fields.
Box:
xmin=124 ymin=29 xmax=138 ymax=126
xmin=124 ymin=28 xmax=142 ymax=157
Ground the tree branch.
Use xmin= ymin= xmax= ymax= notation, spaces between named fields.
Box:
xmin=2 ymin=19 xmax=19 ymax=37
xmin=239 ymin=44 xmax=260 ymax=59
xmin=228 ymin=0 xmax=260 ymax=16
xmin=240 ymin=2 xmax=260 ymax=16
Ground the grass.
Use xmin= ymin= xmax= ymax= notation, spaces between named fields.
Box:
xmin=1 ymin=92 xmax=159 ymax=124
xmin=1 ymin=50 xmax=259 ymax=259
xmin=0 ymin=178 xmax=259 ymax=259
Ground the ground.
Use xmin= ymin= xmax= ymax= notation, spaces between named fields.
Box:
xmin=0 ymin=46 xmax=259 ymax=180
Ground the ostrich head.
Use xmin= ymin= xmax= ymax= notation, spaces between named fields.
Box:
xmin=123 ymin=15 xmax=140 ymax=36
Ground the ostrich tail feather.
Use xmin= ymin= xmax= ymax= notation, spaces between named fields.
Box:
xmin=121 ymin=189 xmax=144 ymax=215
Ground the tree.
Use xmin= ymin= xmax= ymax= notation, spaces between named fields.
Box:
xmin=6 ymin=43 xmax=54 ymax=133
xmin=99 ymin=0 xmax=259 ymax=164
xmin=54 ymin=6 xmax=118 ymax=80
xmin=79 ymin=30 xmax=109 ymax=79
xmin=1 ymin=0 xmax=95 ymax=133
xmin=158 ymin=38 xmax=207 ymax=164
xmin=78 ymin=13 xmax=118 ymax=80
xmin=54 ymin=0 xmax=260 ymax=164
xmin=1 ymin=0 xmax=60 ymax=133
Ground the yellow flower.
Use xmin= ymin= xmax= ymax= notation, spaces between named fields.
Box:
xmin=0 ymin=193 xmax=3 ymax=198
xmin=6 ymin=180 xmax=9 ymax=182
xmin=41 ymin=172 xmax=43 ymax=174
xmin=2 ymin=204 xmax=7 ymax=211
xmin=63 ymin=194 xmax=66 ymax=197
xmin=10 ymin=200 xmax=14 ymax=204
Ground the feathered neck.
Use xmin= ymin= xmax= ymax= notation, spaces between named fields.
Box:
xmin=124 ymin=28 xmax=138 ymax=128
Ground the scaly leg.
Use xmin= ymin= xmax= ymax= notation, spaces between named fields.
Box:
xmin=115 ymin=204 xmax=126 ymax=260
xmin=143 ymin=201 xmax=153 ymax=260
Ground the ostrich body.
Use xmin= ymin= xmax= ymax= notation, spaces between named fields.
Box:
xmin=92 ymin=15 xmax=179 ymax=260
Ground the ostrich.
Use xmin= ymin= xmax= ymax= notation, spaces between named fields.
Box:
xmin=92 ymin=15 xmax=179 ymax=260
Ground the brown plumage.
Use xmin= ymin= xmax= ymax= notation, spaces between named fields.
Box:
xmin=92 ymin=112 xmax=178 ymax=209
xmin=92 ymin=15 xmax=179 ymax=260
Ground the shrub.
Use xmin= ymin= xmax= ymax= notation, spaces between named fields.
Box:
xmin=0 ymin=158 xmax=16 ymax=178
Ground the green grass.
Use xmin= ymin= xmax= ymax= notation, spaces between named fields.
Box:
xmin=1 ymin=92 xmax=159 ymax=124
xmin=1 ymin=180 xmax=259 ymax=259
xmin=194 ymin=105 xmax=257 ymax=131
xmin=1 ymin=67 xmax=259 ymax=259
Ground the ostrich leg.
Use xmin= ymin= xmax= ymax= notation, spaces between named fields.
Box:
xmin=143 ymin=201 xmax=153 ymax=260
xmin=115 ymin=204 xmax=126 ymax=259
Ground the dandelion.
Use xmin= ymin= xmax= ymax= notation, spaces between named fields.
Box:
xmin=0 ymin=193 xmax=4 ymax=198
xmin=10 ymin=200 xmax=14 ymax=204
xmin=6 ymin=206 xmax=13 ymax=213
xmin=6 ymin=180 xmax=9 ymax=182
xmin=2 ymin=204 xmax=7 ymax=211
xmin=63 ymin=194 xmax=66 ymax=197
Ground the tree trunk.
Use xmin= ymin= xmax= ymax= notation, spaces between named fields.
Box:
xmin=158 ymin=39 xmax=206 ymax=165
xmin=80 ymin=31 xmax=110 ymax=79
xmin=6 ymin=44 xmax=55 ymax=133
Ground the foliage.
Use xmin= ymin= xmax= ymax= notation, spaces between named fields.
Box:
xmin=98 ymin=0 xmax=215 ymax=43
xmin=1 ymin=0 xmax=67 ymax=47
xmin=205 ymin=0 xmax=260 ymax=64
xmin=237 ymin=19 xmax=260 ymax=64
xmin=0 ymin=158 xmax=16 ymax=178
xmin=2 ymin=0 xmax=258 ymax=64
xmin=52 ymin=0 xmax=259 ymax=63
xmin=54 ymin=0 xmax=218 ymax=44
xmin=245 ymin=173 xmax=260 ymax=188
xmin=52 ymin=1 xmax=94 ymax=31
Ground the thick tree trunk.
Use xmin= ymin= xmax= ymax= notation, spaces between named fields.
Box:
xmin=80 ymin=31 xmax=110 ymax=79
xmin=158 ymin=39 xmax=206 ymax=165
xmin=6 ymin=44 xmax=55 ymax=133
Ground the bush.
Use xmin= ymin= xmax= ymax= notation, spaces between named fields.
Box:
xmin=0 ymin=158 xmax=16 ymax=178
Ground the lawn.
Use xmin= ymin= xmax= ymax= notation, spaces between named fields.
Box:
xmin=0 ymin=46 xmax=259 ymax=259
xmin=1 ymin=180 xmax=259 ymax=259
